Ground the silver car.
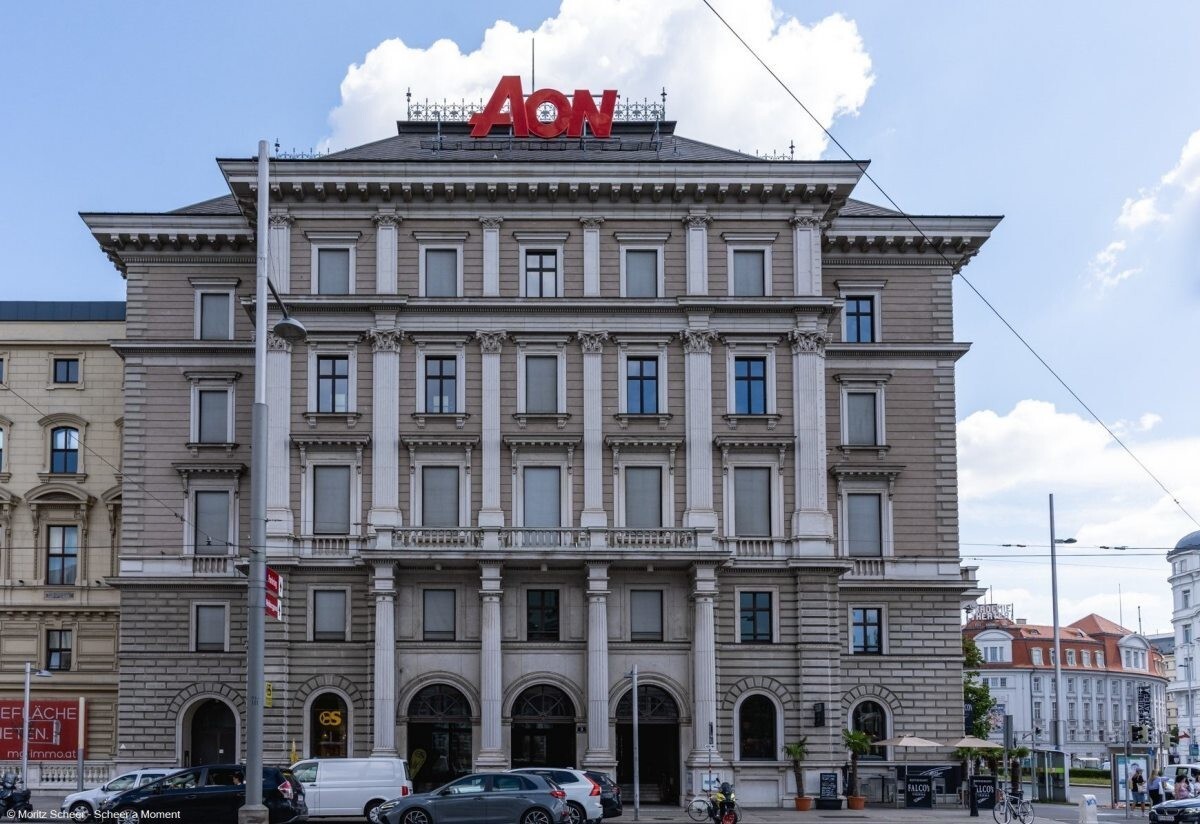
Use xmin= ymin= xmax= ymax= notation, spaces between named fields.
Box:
xmin=61 ymin=768 xmax=174 ymax=821
xmin=379 ymin=772 xmax=570 ymax=824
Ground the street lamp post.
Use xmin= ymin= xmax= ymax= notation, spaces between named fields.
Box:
xmin=22 ymin=662 xmax=52 ymax=787
xmin=1049 ymin=493 xmax=1076 ymax=753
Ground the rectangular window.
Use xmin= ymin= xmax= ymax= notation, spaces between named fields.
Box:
xmin=423 ymin=589 xmax=455 ymax=641
xmin=313 ymin=590 xmax=348 ymax=641
xmin=53 ymin=358 xmax=79 ymax=384
xmin=1097 ymin=651 xmax=1104 ymax=667
xmin=525 ymin=356 xmax=559 ymax=413
xmin=1083 ymin=651 xmax=1092 ymax=667
xmin=1032 ymin=648 xmax=1043 ymax=666
xmin=852 ymin=607 xmax=883 ymax=654
xmin=626 ymin=357 xmax=658 ymax=414
xmin=50 ymin=427 xmax=79 ymax=473
xmin=734 ymin=357 xmax=767 ymax=414
xmin=1068 ymin=677 xmax=1076 ymax=693
xmin=0 ymin=428 xmax=5 ymax=472
xmin=731 ymin=249 xmax=766 ymax=296
xmin=312 ymin=466 xmax=352 ymax=535
xmin=846 ymin=493 xmax=883 ymax=557
xmin=739 ymin=591 xmax=773 ymax=643
xmin=733 ymin=467 xmax=771 ymax=536
xmin=199 ymin=293 xmax=231 ymax=340
xmin=195 ymin=605 xmax=226 ymax=652
xmin=846 ymin=392 xmax=878 ymax=446
xmin=524 ymin=249 xmax=559 ymax=297
xmin=1185 ymin=589 xmax=1193 ymax=609
xmin=1068 ymin=701 xmax=1076 ymax=721
xmin=424 ymin=357 xmax=457 ymax=414
xmin=197 ymin=389 xmax=229 ymax=443
xmin=421 ymin=466 xmax=461 ymax=528
xmin=1187 ymin=625 xmax=1194 ymax=644
xmin=625 ymin=249 xmax=658 ymax=297
xmin=0 ymin=357 xmax=5 ymax=384
xmin=317 ymin=248 xmax=351 ymax=294
xmin=845 ymin=296 xmax=875 ymax=343
xmin=526 ymin=589 xmax=560 ymax=642
xmin=1033 ymin=676 xmax=1042 ymax=693
xmin=1033 ymin=701 xmax=1042 ymax=721
xmin=47 ymin=525 xmax=78 ymax=585
xmin=630 ymin=590 xmax=663 ymax=641
xmin=316 ymin=356 xmax=349 ymax=413
xmin=1067 ymin=650 xmax=1077 ymax=666
xmin=424 ymin=249 xmax=459 ymax=297
xmin=194 ymin=491 xmax=230 ymax=555
xmin=46 ymin=630 xmax=72 ymax=671
xmin=624 ymin=467 xmax=663 ymax=528
xmin=522 ymin=467 xmax=561 ymax=528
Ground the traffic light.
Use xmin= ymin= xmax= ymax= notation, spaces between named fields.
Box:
xmin=1132 ymin=725 xmax=1147 ymax=743
xmin=1171 ymin=726 xmax=1181 ymax=746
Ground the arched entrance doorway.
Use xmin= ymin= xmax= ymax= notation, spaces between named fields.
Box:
xmin=615 ymin=685 xmax=680 ymax=804
xmin=185 ymin=698 xmax=236 ymax=766
xmin=407 ymin=684 xmax=473 ymax=792
xmin=309 ymin=692 xmax=350 ymax=758
xmin=510 ymin=685 xmax=577 ymax=768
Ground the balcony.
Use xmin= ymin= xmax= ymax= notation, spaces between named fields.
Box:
xmin=392 ymin=528 xmax=483 ymax=548
xmin=385 ymin=526 xmax=709 ymax=555
xmin=299 ymin=535 xmax=362 ymax=557
xmin=717 ymin=537 xmax=790 ymax=558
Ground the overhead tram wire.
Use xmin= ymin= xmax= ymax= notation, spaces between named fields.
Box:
xmin=699 ymin=0 xmax=1200 ymax=531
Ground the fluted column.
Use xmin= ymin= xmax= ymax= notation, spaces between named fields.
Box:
xmin=577 ymin=331 xmax=609 ymax=530
xmin=790 ymin=214 xmax=823 ymax=296
xmin=367 ymin=329 xmax=403 ymax=546
xmin=480 ymin=217 xmax=503 ymax=296
xmin=789 ymin=329 xmax=833 ymax=543
xmin=371 ymin=561 xmax=398 ymax=755
xmin=683 ymin=213 xmax=712 ymax=295
xmin=580 ymin=217 xmax=605 ymax=296
xmin=681 ymin=329 xmax=719 ymax=532
xmin=476 ymin=562 xmax=506 ymax=768
xmin=476 ymin=332 xmax=507 ymax=529
xmin=268 ymin=212 xmax=293 ymax=291
xmin=374 ymin=212 xmax=401 ymax=294
xmin=583 ymin=563 xmax=616 ymax=769
xmin=688 ymin=564 xmax=727 ymax=779
xmin=265 ymin=333 xmax=293 ymax=552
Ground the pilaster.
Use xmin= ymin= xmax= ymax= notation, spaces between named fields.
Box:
xmin=789 ymin=329 xmax=834 ymax=543
xmin=683 ymin=212 xmax=712 ymax=296
xmin=790 ymin=214 xmax=823 ymax=296
xmin=476 ymin=562 xmax=507 ymax=768
xmin=476 ymin=331 xmax=507 ymax=528
xmin=580 ymin=217 xmax=605 ymax=297
xmin=681 ymin=328 xmax=719 ymax=530
xmin=371 ymin=561 xmax=398 ymax=755
xmin=265 ymin=332 xmax=293 ymax=550
xmin=373 ymin=212 xmax=401 ymax=294
xmin=268 ymin=213 xmax=293 ymax=292
xmin=480 ymin=217 xmax=503 ymax=296
xmin=367 ymin=328 xmax=404 ymax=545
xmin=577 ymin=331 xmax=609 ymax=529
xmin=583 ymin=563 xmax=616 ymax=770
xmin=687 ymin=563 xmax=728 ymax=785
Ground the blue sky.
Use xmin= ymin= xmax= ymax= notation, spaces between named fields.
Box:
xmin=4 ymin=1 xmax=1198 ymax=633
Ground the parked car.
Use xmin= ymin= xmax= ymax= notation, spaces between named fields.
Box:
xmin=377 ymin=772 xmax=569 ymax=824
xmin=61 ymin=767 xmax=174 ymax=821
xmin=291 ymin=757 xmax=412 ymax=822
xmin=509 ymin=768 xmax=603 ymax=824
xmin=1162 ymin=764 xmax=1200 ymax=800
xmin=1151 ymin=796 xmax=1200 ymax=823
xmin=583 ymin=771 xmax=621 ymax=819
xmin=98 ymin=764 xmax=307 ymax=824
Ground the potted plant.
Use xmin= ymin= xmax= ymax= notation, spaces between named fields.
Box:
xmin=784 ymin=737 xmax=812 ymax=811
xmin=843 ymin=729 xmax=873 ymax=810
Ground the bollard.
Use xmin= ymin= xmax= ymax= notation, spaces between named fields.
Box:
xmin=1078 ymin=793 xmax=1099 ymax=824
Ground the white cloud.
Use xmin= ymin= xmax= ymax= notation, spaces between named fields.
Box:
xmin=1117 ymin=193 xmax=1166 ymax=231
xmin=1162 ymin=129 xmax=1200 ymax=193
xmin=1087 ymin=240 xmax=1141 ymax=292
xmin=321 ymin=0 xmax=874 ymax=157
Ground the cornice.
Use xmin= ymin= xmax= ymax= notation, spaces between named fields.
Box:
xmin=825 ymin=343 xmax=972 ymax=361
xmin=112 ymin=341 xmax=253 ymax=356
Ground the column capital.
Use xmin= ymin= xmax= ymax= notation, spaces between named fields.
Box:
xmin=681 ymin=329 xmax=719 ymax=354
xmin=372 ymin=211 xmax=403 ymax=227
xmin=475 ymin=330 xmax=509 ymax=354
xmin=366 ymin=329 xmax=404 ymax=353
xmin=268 ymin=212 xmax=295 ymax=227
xmin=575 ymin=330 xmax=610 ymax=354
xmin=579 ymin=216 xmax=606 ymax=229
xmin=682 ymin=213 xmax=713 ymax=229
xmin=788 ymin=329 xmax=828 ymax=355
xmin=788 ymin=214 xmax=823 ymax=229
xmin=266 ymin=332 xmax=292 ymax=353
xmin=479 ymin=215 xmax=504 ymax=229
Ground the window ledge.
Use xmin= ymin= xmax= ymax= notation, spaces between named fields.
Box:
xmin=37 ymin=472 xmax=87 ymax=483
xmin=46 ymin=383 xmax=85 ymax=391
xmin=304 ymin=411 xmax=362 ymax=429
xmin=722 ymin=413 xmax=781 ymax=430
xmin=838 ymin=443 xmax=891 ymax=459
xmin=513 ymin=412 xmax=572 ymax=430
xmin=185 ymin=442 xmax=240 ymax=457
xmin=412 ymin=412 xmax=471 ymax=430
xmin=0 ymin=472 xmax=10 ymax=483
xmin=614 ymin=413 xmax=673 ymax=430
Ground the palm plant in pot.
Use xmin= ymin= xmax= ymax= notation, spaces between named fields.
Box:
xmin=842 ymin=729 xmax=874 ymax=810
xmin=784 ymin=737 xmax=812 ymax=811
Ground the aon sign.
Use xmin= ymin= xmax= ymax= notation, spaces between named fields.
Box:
xmin=470 ymin=76 xmax=618 ymax=139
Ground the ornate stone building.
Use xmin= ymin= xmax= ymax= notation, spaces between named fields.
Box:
xmin=81 ymin=112 xmax=996 ymax=806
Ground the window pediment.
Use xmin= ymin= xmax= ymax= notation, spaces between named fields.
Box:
xmin=38 ymin=413 xmax=88 ymax=430
xmin=25 ymin=482 xmax=93 ymax=507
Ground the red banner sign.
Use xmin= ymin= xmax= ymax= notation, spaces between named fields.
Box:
xmin=470 ymin=76 xmax=617 ymax=139
xmin=0 ymin=700 xmax=84 ymax=761
xmin=265 ymin=566 xmax=282 ymax=620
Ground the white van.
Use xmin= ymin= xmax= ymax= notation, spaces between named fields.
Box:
xmin=291 ymin=757 xmax=413 ymax=822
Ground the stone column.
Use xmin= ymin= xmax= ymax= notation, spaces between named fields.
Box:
xmin=683 ymin=213 xmax=712 ymax=296
xmin=577 ymin=331 xmax=609 ymax=530
xmin=268 ymin=212 xmax=293 ymax=291
xmin=371 ymin=561 xmax=398 ymax=755
xmin=476 ymin=562 xmax=506 ymax=768
xmin=374 ymin=212 xmax=401 ymax=294
xmin=790 ymin=214 xmax=823 ymax=297
xmin=367 ymin=329 xmax=404 ymax=547
xmin=583 ymin=563 xmax=616 ymax=769
xmin=789 ymin=330 xmax=833 ymax=544
xmin=580 ymin=217 xmax=605 ymax=296
xmin=688 ymin=564 xmax=727 ymax=782
xmin=476 ymin=332 xmax=507 ymax=529
xmin=681 ymin=329 xmax=719 ymax=532
xmin=265 ymin=333 xmax=293 ymax=552
xmin=480 ymin=217 xmax=503 ymax=297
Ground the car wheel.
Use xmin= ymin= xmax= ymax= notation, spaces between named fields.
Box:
xmin=67 ymin=802 xmax=94 ymax=822
xmin=401 ymin=809 xmax=432 ymax=824
xmin=365 ymin=799 xmax=383 ymax=822
xmin=522 ymin=808 xmax=553 ymax=824
xmin=566 ymin=802 xmax=586 ymax=824
xmin=116 ymin=810 xmax=140 ymax=824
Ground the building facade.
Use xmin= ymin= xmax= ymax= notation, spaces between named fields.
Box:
xmin=1168 ymin=531 xmax=1200 ymax=757
xmin=82 ymin=110 xmax=996 ymax=805
xmin=0 ymin=302 xmax=125 ymax=777
xmin=964 ymin=608 xmax=1168 ymax=762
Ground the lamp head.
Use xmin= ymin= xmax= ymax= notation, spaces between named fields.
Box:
xmin=1056 ymin=538 xmax=1077 ymax=545
xmin=271 ymin=316 xmax=307 ymax=343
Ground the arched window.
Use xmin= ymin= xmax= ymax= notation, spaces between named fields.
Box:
xmin=851 ymin=700 xmax=888 ymax=760
xmin=738 ymin=694 xmax=777 ymax=760
xmin=309 ymin=692 xmax=349 ymax=758
xmin=51 ymin=427 xmax=79 ymax=474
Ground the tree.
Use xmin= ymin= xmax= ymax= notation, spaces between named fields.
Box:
xmin=963 ymin=637 xmax=998 ymax=741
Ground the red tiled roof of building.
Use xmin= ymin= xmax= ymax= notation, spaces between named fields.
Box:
xmin=1070 ymin=614 xmax=1133 ymax=636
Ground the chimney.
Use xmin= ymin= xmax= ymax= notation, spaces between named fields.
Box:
xmin=1016 ymin=619 xmax=1027 ymax=625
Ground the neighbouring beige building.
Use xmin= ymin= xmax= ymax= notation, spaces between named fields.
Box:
xmin=0 ymin=302 xmax=124 ymax=780
xmin=81 ymin=100 xmax=998 ymax=807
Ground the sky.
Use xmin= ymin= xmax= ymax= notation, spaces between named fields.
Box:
xmin=2 ymin=1 xmax=1198 ymax=636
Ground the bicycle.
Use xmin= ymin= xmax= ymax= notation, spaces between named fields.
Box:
xmin=992 ymin=787 xmax=1035 ymax=824
xmin=687 ymin=792 xmax=713 ymax=822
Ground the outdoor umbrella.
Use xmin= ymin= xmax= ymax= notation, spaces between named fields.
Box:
xmin=875 ymin=735 xmax=948 ymax=804
xmin=944 ymin=736 xmax=1002 ymax=750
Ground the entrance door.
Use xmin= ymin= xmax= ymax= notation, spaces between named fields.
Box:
xmin=407 ymin=685 xmax=474 ymax=793
xmin=510 ymin=685 xmax=577 ymax=768
xmin=190 ymin=699 xmax=236 ymax=765
xmin=615 ymin=685 xmax=680 ymax=804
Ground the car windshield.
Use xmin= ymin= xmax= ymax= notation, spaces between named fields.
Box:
xmin=161 ymin=770 xmax=201 ymax=790
xmin=444 ymin=776 xmax=487 ymax=794
xmin=291 ymin=763 xmax=317 ymax=783
xmin=105 ymin=774 xmax=137 ymax=791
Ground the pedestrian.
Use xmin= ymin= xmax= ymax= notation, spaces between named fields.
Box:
xmin=1148 ymin=770 xmax=1163 ymax=807
xmin=1175 ymin=773 xmax=1191 ymax=800
xmin=1130 ymin=766 xmax=1147 ymax=814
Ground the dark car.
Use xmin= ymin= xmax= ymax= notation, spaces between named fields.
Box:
xmin=98 ymin=764 xmax=307 ymax=824
xmin=1151 ymin=796 xmax=1200 ymax=823
xmin=584 ymin=771 xmax=621 ymax=819
xmin=378 ymin=772 xmax=569 ymax=824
